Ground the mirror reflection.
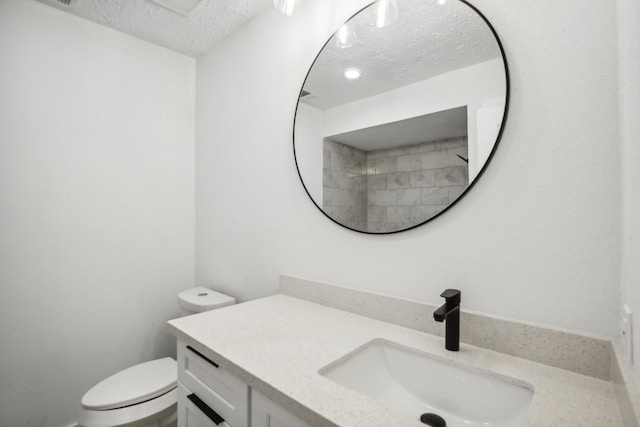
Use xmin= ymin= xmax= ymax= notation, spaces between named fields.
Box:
xmin=294 ymin=0 xmax=508 ymax=233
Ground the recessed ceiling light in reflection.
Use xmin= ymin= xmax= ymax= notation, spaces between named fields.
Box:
xmin=344 ymin=67 xmax=361 ymax=80
xmin=437 ymin=0 xmax=447 ymax=5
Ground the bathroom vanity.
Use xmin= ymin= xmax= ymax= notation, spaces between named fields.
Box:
xmin=167 ymin=276 xmax=636 ymax=427
xmin=176 ymin=339 xmax=310 ymax=427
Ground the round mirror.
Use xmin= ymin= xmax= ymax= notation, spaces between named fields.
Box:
xmin=293 ymin=0 xmax=509 ymax=234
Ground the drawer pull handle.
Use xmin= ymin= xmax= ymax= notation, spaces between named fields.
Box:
xmin=186 ymin=345 xmax=219 ymax=368
xmin=187 ymin=393 xmax=226 ymax=425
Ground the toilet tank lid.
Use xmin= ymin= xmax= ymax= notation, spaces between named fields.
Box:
xmin=177 ymin=287 xmax=236 ymax=313
xmin=81 ymin=357 xmax=177 ymax=410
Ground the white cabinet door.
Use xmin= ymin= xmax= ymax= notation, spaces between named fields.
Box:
xmin=251 ymin=390 xmax=311 ymax=427
xmin=178 ymin=382 xmax=232 ymax=427
xmin=177 ymin=340 xmax=249 ymax=427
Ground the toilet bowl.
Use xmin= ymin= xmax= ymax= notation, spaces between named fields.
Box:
xmin=78 ymin=287 xmax=236 ymax=427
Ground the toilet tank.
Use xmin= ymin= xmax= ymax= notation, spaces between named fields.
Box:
xmin=177 ymin=287 xmax=235 ymax=315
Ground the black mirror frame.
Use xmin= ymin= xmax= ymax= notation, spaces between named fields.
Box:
xmin=293 ymin=0 xmax=510 ymax=235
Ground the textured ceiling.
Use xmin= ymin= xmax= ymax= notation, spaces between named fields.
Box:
xmin=301 ymin=0 xmax=503 ymax=110
xmin=33 ymin=0 xmax=272 ymax=57
xmin=32 ymin=0 xmax=504 ymax=113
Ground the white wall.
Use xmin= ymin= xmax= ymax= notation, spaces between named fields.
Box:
xmin=0 ymin=1 xmax=195 ymax=426
xmin=619 ymin=0 xmax=640 ymax=379
xmin=196 ymin=0 xmax=620 ymax=338
xmin=293 ymin=103 xmax=324 ymax=203
xmin=321 ymin=59 xmax=505 ymax=136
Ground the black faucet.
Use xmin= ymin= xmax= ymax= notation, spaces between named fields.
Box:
xmin=433 ymin=289 xmax=461 ymax=351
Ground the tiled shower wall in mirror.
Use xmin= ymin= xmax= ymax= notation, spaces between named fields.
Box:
xmin=323 ymin=138 xmax=468 ymax=232
xmin=322 ymin=140 xmax=368 ymax=230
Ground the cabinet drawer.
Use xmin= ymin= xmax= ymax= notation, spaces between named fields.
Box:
xmin=178 ymin=382 xmax=232 ymax=427
xmin=177 ymin=341 xmax=249 ymax=427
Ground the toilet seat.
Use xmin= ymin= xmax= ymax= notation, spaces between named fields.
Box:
xmin=79 ymin=358 xmax=177 ymax=427
xmin=82 ymin=358 xmax=177 ymax=410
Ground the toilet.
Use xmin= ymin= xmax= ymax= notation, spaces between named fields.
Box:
xmin=78 ymin=287 xmax=236 ymax=427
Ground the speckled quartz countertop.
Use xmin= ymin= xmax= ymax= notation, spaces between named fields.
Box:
xmin=167 ymin=294 xmax=622 ymax=427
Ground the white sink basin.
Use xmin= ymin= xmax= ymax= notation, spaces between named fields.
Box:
xmin=320 ymin=339 xmax=533 ymax=427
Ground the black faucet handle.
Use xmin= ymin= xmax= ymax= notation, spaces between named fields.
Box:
xmin=440 ymin=289 xmax=461 ymax=306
